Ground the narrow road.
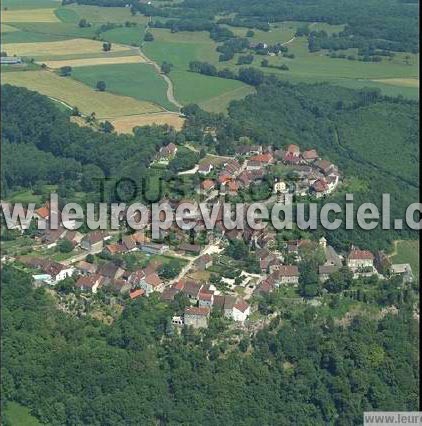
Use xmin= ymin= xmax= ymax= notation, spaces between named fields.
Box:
xmin=140 ymin=17 xmax=183 ymax=111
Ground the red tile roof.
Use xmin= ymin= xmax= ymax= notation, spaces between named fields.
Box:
xmin=130 ymin=288 xmax=145 ymax=299
xmin=286 ymin=144 xmax=300 ymax=154
xmin=348 ymin=249 xmax=374 ymax=260
xmin=185 ymin=306 xmax=210 ymax=316
xmin=249 ymin=153 xmax=273 ymax=164
xmin=234 ymin=299 xmax=249 ymax=313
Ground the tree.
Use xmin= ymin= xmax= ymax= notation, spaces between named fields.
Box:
xmin=161 ymin=61 xmax=173 ymax=74
xmin=261 ymin=59 xmax=269 ymax=67
xmin=59 ymin=66 xmax=72 ymax=77
xmin=96 ymin=81 xmax=106 ymax=91
xmin=100 ymin=120 xmax=114 ymax=133
xmin=102 ymin=42 xmax=112 ymax=52
xmin=58 ymin=239 xmax=74 ymax=253
xmin=144 ymin=32 xmax=154 ymax=42
xmin=246 ymin=30 xmax=255 ymax=38
xmin=78 ymin=18 xmax=90 ymax=28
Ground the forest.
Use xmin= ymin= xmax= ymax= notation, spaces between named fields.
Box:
xmin=1 ymin=266 xmax=419 ymax=424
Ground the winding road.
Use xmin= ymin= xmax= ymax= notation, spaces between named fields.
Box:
xmin=140 ymin=18 xmax=183 ymax=112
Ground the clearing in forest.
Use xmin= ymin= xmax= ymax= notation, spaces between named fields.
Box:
xmin=109 ymin=113 xmax=185 ymax=133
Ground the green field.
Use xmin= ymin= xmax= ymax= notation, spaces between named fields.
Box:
xmin=71 ymin=63 xmax=177 ymax=111
xmin=143 ymin=29 xmax=254 ymax=111
xmin=3 ymin=402 xmax=41 ymax=426
xmin=390 ymin=240 xmax=420 ymax=277
xmin=1 ymin=0 xmax=59 ymax=10
xmin=56 ymin=4 xmax=149 ymax=24
xmin=5 ymin=22 xmax=100 ymax=42
xmin=101 ymin=26 xmax=146 ymax=47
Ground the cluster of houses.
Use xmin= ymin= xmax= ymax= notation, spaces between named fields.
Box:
xmin=164 ymin=279 xmax=251 ymax=329
xmin=197 ymin=143 xmax=340 ymax=199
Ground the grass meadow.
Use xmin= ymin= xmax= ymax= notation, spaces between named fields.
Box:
xmin=390 ymin=240 xmax=420 ymax=277
xmin=71 ymin=63 xmax=177 ymax=111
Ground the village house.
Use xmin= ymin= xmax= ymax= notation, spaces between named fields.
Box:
xmin=246 ymin=153 xmax=274 ymax=170
xmin=318 ymin=265 xmax=339 ymax=283
xmin=178 ymin=243 xmax=201 ymax=256
xmin=121 ymin=235 xmax=137 ymax=252
xmin=158 ymin=143 xmax=177 ymax=161
xmin=224 ymin=180 xmax=239 ymax=196
xmin=236 ymin=145 xmax=263 ymax=156
xmin=198 ymin=292 xmax=214 ymax=308
xmin=76 ymin=260 xmax=98 ymax=275
xmin=302 ymin=149 xmax=319 ymax=163
xmin=140 ymin=242 xmax=169 ymax=255
xmin=76 ymin=274 xmax=105 ymax=293
xmin=41 ymin=227 xmax=67 ymax=248
xmin=311 ymin=179 xmax=329 ymax=198
xmin=129 ymin=288 xmax=145 ymax=300
xmin=97 ymin=262 xmax=125 ymax=282
xmin=347 ymin=248 xmax=375 ymax=272
xmin=180 ymin=280 xmax=203 ymax=302
xmin=272 ymin=265 xmax=299 ymax=286
xmin=232 ymin=299 xmax=251 ymax=323
xmin=139 ymin=272 xmax=164 ymax=296
xmin=200 ymin=179 xmax=216 ymax=193
xmin=390 ymin=264 xmax=413 ymax=283
xmin=104 ymin=243 xmax=126 ymax=255
xmin=80 ymin=231 xmax=109 ymax=252
xmin=314 ymin=159 xmax=335 ymax=175
xmin=198 ymin=162 xmax=213 ymax=175
xmin=160 ymin=287 xmax=180 ymax=302
xmin=110 ymin=279 xmax=132 ymax=294
xmin=24 ymin=258 xmax=74 ymax=285
xmin=184 ymin=306 xmax=210 ymax=329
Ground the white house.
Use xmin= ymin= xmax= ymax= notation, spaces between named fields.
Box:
xmin=347 ymin=248 xmax=375 ymax=272
xmin=232 ymin=299 xmax=251 ymax=323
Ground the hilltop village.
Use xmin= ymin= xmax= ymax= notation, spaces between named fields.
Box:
xmin=1 ymin=143 xmax=414 ymax=329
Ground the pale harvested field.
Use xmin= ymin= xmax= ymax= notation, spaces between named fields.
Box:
xmin=3 ymin=38 xmax=133 ymax=58
xmin=110 ymin=113 xmax=185 ymax=133
xmin=40 ymin=55 xmax=147 ymax=68
xmin=371 ymin=78 xmax=419 ymax=88
xmin=2 ymin=70 xmax=162 ymax=118
xmin=1 ymin=8 xmax=60 ymax=23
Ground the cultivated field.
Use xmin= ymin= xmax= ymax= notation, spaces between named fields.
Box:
xmin=109 ymin=113 xmax=185 ymax=133
xmin=40 ymin=55 xmax=147 ymax=68
xmin=2 ymin=70 xmax=162 ymax=118
xmin=3 ymin=38 xmax=133 ymax=58
xmin=71 ymin=63 xmax=177 ymax=111
xmin=371 ymin=78 xmax=419 ymax=88
xmin=1 ymin=8 xmax=60 ymax=22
